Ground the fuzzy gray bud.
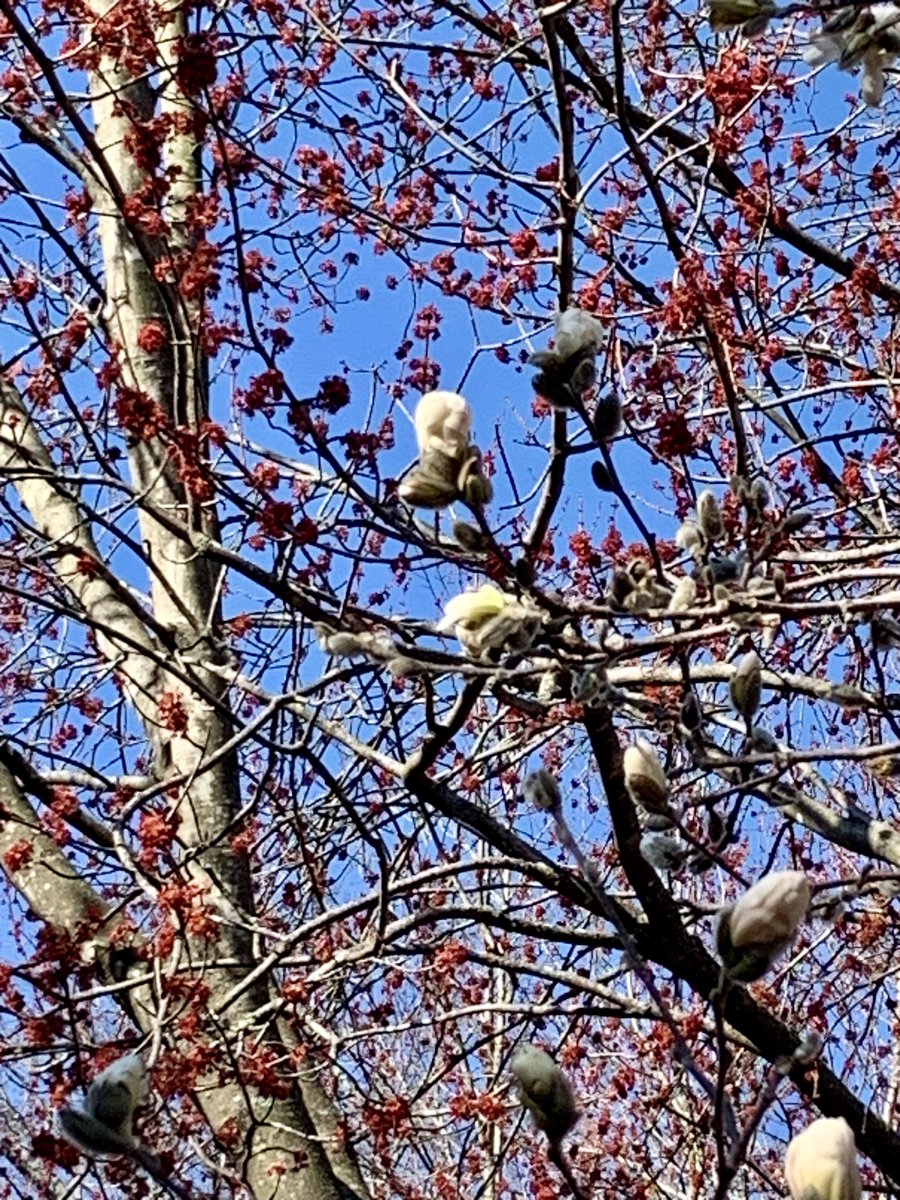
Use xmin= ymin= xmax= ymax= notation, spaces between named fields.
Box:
xmin=523 ymin=768 xmax=562 ymax=813
xmin=729 ymin=649 xmax=762 ymax=717
xmin=697 ymin=490 xmax=724 ymax=542
xmin=510 ymin=1045 xmax=578 ymax=1142
xmin=675 ymin=520 xmax=704 ymax=558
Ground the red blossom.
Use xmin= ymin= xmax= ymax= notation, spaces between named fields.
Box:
xmin=157 ymin=691 xmax=189 ymax=734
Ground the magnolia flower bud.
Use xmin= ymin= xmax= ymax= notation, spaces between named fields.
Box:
xmin=461 ymin=469 xmax=494 ymax=506
xmin=782 ymin=509 xmax=813 ymax=533
xmin=708 ymin=0 xmax=775 ymax=33
xmin=591 ymin=461 xmax=616 ymax=492
xmin=750 ymin=477 xmax=770 ymax=514
xmin=554 ymin=308 xmax=604 ymax=360
xmin=592 ymin=391 xmax=623 ymax=440
xmin=452 ymin=521 xmax=486 ymax=551
xmin=623 ymin=739 xmax=670 ymax=814
xmin=510 ymin=1045 xmax=578 ymax=1142
xmin=697 ymin=490 xmax=724 ymax=542
xmin=717 ymin=870 xmax=811 ymax=982
xmin=676 ymin=520 xmax=705 ymax=557
xmin=669 ymin=577 xmax=697 ymax=612
xmin=523 ymin=768 xmax=562 ymax=813
xmin=386 ymin=655 xmax=427 ymax=678
xmin=60 ymin=1053 xmax=149 ymax=1157
xmin=459 ymin=606 xmax=540 ymax=657
xmin=399 ymin=448 xmax=460 ymax=509
xmin=730 ymin=649 xmax=763 ymax=717
xmin=315 ymin=625 xmax=367 ymax=658
xmin=414 ymin=390 xmax=472 ymax=460
xmin=640 ymin=831 xmax=687 ymax=871
xmin=457 ymin=446 xmax=493 ymax=505
xmin=784 ymin=1118 xmax=861 ymax=1200
xmin=438 ymin=584 xmax=508 ymax=633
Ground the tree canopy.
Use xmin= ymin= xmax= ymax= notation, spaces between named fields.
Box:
xmin=1 ymin=0 xmax=900 ymax=1198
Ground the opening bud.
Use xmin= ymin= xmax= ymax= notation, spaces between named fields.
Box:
xmin=414 ymin=390 xmax=472 ymax=460
xmin=623 ymin=739 xmax=670 ymax=814
xmin=717 ymin=869 xmax=811 ymax=982
xmin=784 ymin=1117 xmax=860 ymax=1200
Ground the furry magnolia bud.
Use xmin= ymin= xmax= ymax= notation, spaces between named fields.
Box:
xmin=623 ymin=739 xmax=670 ymax=814
xmin=414 ymin=390 xmax=472 ymax=460
xmin=717 ymin=870 xmax=811 ymax=982
xmin=676 ymin=520 xmax=704 ymax=557
xmin=640 ymin=831 xmax=687 ymax=871
xmin=697 ymin=490 xmax=724 ymax=542
xmin=749 ymin=477 xmax=770 ymax=514
xmin=60 ymin=1053 xmax=149 ymax=1157
xmin=592 ymin=391 xmax=623 ymax=441
xmin=510 ymin=1045 xmax=578 ymax=1142
xmin=399 ymin=445 xmax=461 ymax=509
xmin=452 ymin=521 xmax=486 ymax=551
xmin=782 ymin=509 xmax=813 ymax=534
xmin=554 ymin=307 xmax=604 ymax=359
xmin=785 ymin=1118 xmax=861 ymax=1200
xmin=708 ymin=0 xmax=775 ymax=33
xmin=730 ymin=649 xmax=763 ymax=718
xmin=669 ymin=576 xmax=697 ymax=612
xmin=523 ymin=768 xmax=562 ymax=813
xmin=437 ymin=584 xmax=508 ymax=632
xmin=457 ymin=447 xmax=494 ymax=506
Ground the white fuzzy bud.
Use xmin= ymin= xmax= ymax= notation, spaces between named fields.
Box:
xmin=697 ymin=490 xmax=724 ymax=542
xmin=785 ymin=1118 xmax=861 ymax=1200
xmin=717 ymin=870 xmax=811 ymax=982
xmin=553 ymin=308 xmax=604 ymax=360
xmin=676 ymin=520 xmax=704 ymax=557
xmin=669 ymin=577 xmax=697 ymax=612
xmin=623 ymin=739 xmax=670 ymax=814
xmin=523 ymin=768 xmax=562 ymax=813
xmin=60 ymin=1053 xmax=148 ymax=1157
xmin=414 ymin=391 xmax=473 ymax=460
xmin=729 ymin=649 xmax=763 ymax=717
xmin=510 ymin=1045 xmax=578 ymax=1142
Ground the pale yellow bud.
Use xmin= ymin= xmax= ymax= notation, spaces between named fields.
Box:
xmin=623 ymin=739 xmax=669 ymax=814
xmin=437 ymin=584 xmax=508 ymax=632
xmin=718 ymin=870 xmax=810 ymax=981
xmin=414 ymin=390 xmax=473 ymax=460
xmin=510 ymin=1045 xmax=578 ymax=1142
xmin=785 ymin=1118 xmax=861 ymax=1200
